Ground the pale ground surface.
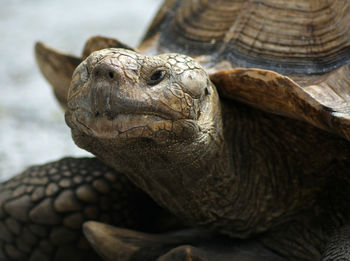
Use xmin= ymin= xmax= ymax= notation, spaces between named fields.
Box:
xmin=0 ymin=0 xmax=162 ymax=181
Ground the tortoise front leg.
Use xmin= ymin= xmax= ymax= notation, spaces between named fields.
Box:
xmin=83 ymin=221 xmax=285 ymax=261
xmin=0 ymin=157 xmax=174 ymax=261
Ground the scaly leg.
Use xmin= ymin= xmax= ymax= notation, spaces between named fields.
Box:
xmin=0 ymin=157 xmax=176 ymax=261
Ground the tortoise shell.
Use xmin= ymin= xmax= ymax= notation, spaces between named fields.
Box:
xmin=141 ymin=0 xmax=350 ymax=75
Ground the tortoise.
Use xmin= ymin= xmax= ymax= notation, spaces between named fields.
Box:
xmin=2 ymin=0 xmax=350 ymax=260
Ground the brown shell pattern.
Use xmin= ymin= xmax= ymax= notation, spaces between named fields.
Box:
xmin=142 ymin=0 xmax=350 ymax=75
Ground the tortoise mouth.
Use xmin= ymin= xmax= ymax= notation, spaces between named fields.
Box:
xmin=67 ymin=110 xmax=176 ymax=140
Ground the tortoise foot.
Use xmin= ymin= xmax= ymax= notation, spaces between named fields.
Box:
xmin=83 ymin=221 xmax=285 ymax=261
xmin=83 ymin=221 xmax=208 ymax=261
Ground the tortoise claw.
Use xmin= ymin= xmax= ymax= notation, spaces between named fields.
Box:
xmin=157 ymin=245 xmax=208 ymax=261
xmin=35 ymin=42 xmax=81 ymax=110
xmin=83 ymin=221 xmax=202 ymax=261
xmin=83 ymin=221 xmax=160 ymax=261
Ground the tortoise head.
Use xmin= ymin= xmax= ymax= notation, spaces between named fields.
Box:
xmin=65 ymin=48 xmax=223 ymax=175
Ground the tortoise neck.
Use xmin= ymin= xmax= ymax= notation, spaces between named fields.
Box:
xmin=71 ymin=83 xmax=231 ymax=228
xmin=262 ymin=170 xmax=350 ymax=260
xmin=107 ymin=110 xmax=232 ymax=226
xmin=216 ymin=100 xmax=350 ymax=238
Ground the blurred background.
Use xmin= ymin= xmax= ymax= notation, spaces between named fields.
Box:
xmin=0 ymin=0 xmax=162 ymax=180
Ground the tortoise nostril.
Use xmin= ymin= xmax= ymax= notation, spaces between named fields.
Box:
xmin=92 ymin=64 xmax=119 ymax=82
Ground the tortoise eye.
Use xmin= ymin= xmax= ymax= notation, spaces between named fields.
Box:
xmin=147 ymin=70 xmax=166 ymax=85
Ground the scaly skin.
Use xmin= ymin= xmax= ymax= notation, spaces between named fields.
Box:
xmin=0 ymin=157 xmax=173 ymax=261
xmin=66 ymin=49 xmax=350 ymax=260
